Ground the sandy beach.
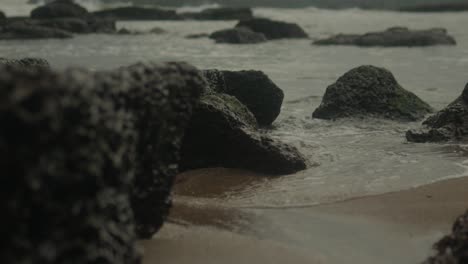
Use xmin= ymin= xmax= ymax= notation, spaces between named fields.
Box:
xmin=142 ymin=169 xmax=468 ymax=264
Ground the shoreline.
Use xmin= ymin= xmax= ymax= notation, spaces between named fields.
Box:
xmin=143 ymin=171 xmax=468 ymax=264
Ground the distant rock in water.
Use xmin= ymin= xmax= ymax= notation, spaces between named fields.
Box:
xmin=93 ymin=7 xmax=182 ymax=21
xmin=0 ymin=21 xmax=73 ymax=40
xmin=236 ymin=18 xmax=309 ymax=40
xmin=314 ymin=27 xmax=456 ymax=47
xmin=209 ymin=27 xmax=267 ymax=44
xmin=180 ymin=93 xmax=307 ymax=175
xmin=313 ymin=65 xmax=433 ymax=121
xmin=0 ymin=57 xmax=50 ymax=68
xmin=400 ymin=3 xmax=468 ymax=12
xmin=424 ymin=210 xmax=468 ymax=264
xmin=185 ymin=33 xmax=210 ymax=39
xmin=202 ymin=69 xmax=284 ymax=126
xmin=407 ymin=83 xmax=468 ymax=143
xmin=181 ymin=7 xmax=254 ymax=20
xmin=31 ymin=0 xmax=89 ymax=19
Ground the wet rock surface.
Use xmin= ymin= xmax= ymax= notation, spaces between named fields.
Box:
xmin=425 ymin=211 xmax=468 ymax=264
xmin=236 ymin=18 xmax=309 ymax=40
xmin=0 ymin=57 xmax=50 ymax=68
xmin=313 ymin=65 xmax=433 ymax=121
xmin=0 ymin=61 xmax=204 ymax=263
xmin=0 ymin=21 xmax=73 ymax=40
xmin=209 ymin=27 xmax=267 ymax=44
xmin=203 ymin=69 xmax=284 ymax=126
xmin=181 ymin=7 xmax=254 ymax=20
xmin=314 ymin=27 xmax=456 ymax=47
xmin=407 ymin=84 xmax=468 ymax=143
xmin=180 ymin=93 xmax=307 ymax=175
xmin=31 ymin=0 xmax=89 ymax=19
xmin=93 ymin=7 xmax=182 ymax=21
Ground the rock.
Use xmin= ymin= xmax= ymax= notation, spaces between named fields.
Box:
xmin=93 ymin=7 xmax=182 ymax=21
xmin=209 ymin=27 xmax=267 ymax=44
xmin=149 ymin=27 xmax=166 ymax=34
xmin=0 ymin=10 xmax=6 ymax=20
xmin=203 ymin=69 xmax=284 ymax=126
xmin=235 ymin=18 xmax=308 ymax=40
xmin=31 ymin=0 xmax=89 ymax=19
xmin=424 ymin=211 xmax=468 ymax=264
xmin=0 ymin=66 xmax=140 ymax=264
xmin=312 ymin=65 xmax=433 ymax=121
xmin=180 ymin=93 xmax=307 ymax=175
xmin=400 ymin=3 xmax=468 ymax=12
xmin=406 ymin=83 xmax=468 ymax=143
xmin=0 ymin=21 xmax=73 ymax=40
xmin=314 ymin=27 xmax=456 ymax=47
xmin=185 ymin=33 xmax=209 ymax=39
xmin=181 ymin=7 xmax=254 ymax=20
xmin=0 ymin=57 xmax=50 ymax=68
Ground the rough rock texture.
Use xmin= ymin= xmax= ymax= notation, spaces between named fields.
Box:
xmin=181 ymin=7 xmax=254 ymax=20
xmin=0 ymin=61 xmax=205 ymax=264
xmin=0 ymin=21 xmax=73 ymax=40
xmin=93 ymin=7 xmax=182 ymax=21
xmin=425 ymin=211 xmax=468 ymax=264
xmin=31 ymin=0 xmax=89 ymax=19
xmin=209 ymin=27 xmax=267 ymax=44
xmin=313 ymin=65 xmax=433 ymax=121
xmin=236 ymin=18 xmax=308 ymax=40
xmin=180 ymin=93 xmax=307 ymax=175
xmin=314 ymin=27 xmax=456 ymax=47
xmin=0 ymin=66 xmax=140 ymax=264
xmin=202 ymin=69 xmax=284 ymax=126
xmin=407 ymin=84 xmax=468 ymax=143
xmin=0 ymin=57 xmax=50 ymax=68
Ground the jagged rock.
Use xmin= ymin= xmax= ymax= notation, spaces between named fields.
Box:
xmin=314 ymin=27 xmax=456 ymax=47
xmin=181 ymin=7 xmax=253 ymax=20
xmin=0 ymin=21 xmax=73 ymax=40
xmin=236 ymin=18 xmax=308 ymax=40
xmin=425 ymin=211 xmax=468 ymax=264
xmin=407 ymin=83 xmax=468 ymax=143
xmin=0 ymin=57 xmax=50 ymax=68
xmin=313 ymin=65 xmax=433 ymax=121
xmin=93 ymin=7 xmax=182 ymax=21
xmin=209 ymin=27 xmax=267 ymax=44
xmin=202 ymin=69 xmax=284 ymax=126
xmin=180 ymin=93 xmax=307 ymax=175
xmin=31 ymin=0 xmax=89 ymax=19
xmin=0 ymin=66 xmax=140 ymax=264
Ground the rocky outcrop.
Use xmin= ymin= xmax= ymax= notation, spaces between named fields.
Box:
xmin=209 ymin=27 xmax=267 ymax=44
xmin=406 ymin=84 xmax=468 ymax=143
xmin=93 ymin=7 xmax=182 ymax=21
xmin=425 ymin=211 xmax=468 ymax=264
xmin=235 ymin=18 xmax=308 ymax=40
xmin=180 ymin=93 xmax=307 ymax=175
xmin=31 ymin=0 xmax=89 ymax=19
xmin=181 ymin=7 xmax=254 ymax=20
xmin=0 ymin=21 xmax=73 ymax=40
xmin=0 ymin=61 xmax=204 ymax=263
xmin=0 ymin=10 xmax=6 ymax=20
xmin=400 ymin=3 xmax=468 ymax=12
xmin=0 ymin=57 xmax=50 ymax=68
xmin=202 ymin=69 xmax=284 ymax=126
xmin=314 ymin=27 xmax=456 ymax=47
xmin=313 ymin=65 xmax=433 ymax=121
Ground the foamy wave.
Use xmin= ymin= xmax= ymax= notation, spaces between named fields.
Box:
xmin=176 ymin=3 xmax=222 ymax=13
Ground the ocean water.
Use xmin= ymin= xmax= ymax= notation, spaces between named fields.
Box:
xmin=2 ymin=2 xmax=468 ymax=208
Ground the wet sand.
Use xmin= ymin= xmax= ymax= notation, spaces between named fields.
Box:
xmin=142 ymin=169 xmax=468 ymax=264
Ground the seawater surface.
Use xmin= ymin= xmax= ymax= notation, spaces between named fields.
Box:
xmin=2 ymin=2 xmax=468 ymax=209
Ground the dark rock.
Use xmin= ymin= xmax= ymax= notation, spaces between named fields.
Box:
xmin=0 ymin=10 xmax=6 ymax=20
xmin=181 ymin=7 xmax=254 ymax=20
xmin=209 ymin=27 xmax=267 ymax=44
xmin=0 ymin=21 xmax=73 ymax=40
xmin=185 ymin=33 xmax=210 ymax=39
xmin=0 ymin=66 xmax=140 ymax=264
xmin=31 ymin=0 xmax=89 ymax=19
xmin=203 ymin=69 xmax=284 ymax=126
xmin=180 ymin=93 xmax=307 ymax=175
xmin=313 ymin=65 xmax=433 ymax=121
xmin=400 ymin=3 xmax=468 ymax=12
xmin=93 ymin=7 xmax=182 ymax=21
xmin=407 ymin=83 xmax=468 ymax=143
xmin=236 ymin=18 xmax=308 ymax=40
xmin=424 ymin=210 xmax=468 ymax=264
xmin=314 ymin=27 xmax=456 ymax=47
xmin=0 ymin=57 xmax=50 ymax=68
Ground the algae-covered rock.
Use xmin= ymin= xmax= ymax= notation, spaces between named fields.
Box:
xmin=313 ymin=65 xmax=433 ymax=121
